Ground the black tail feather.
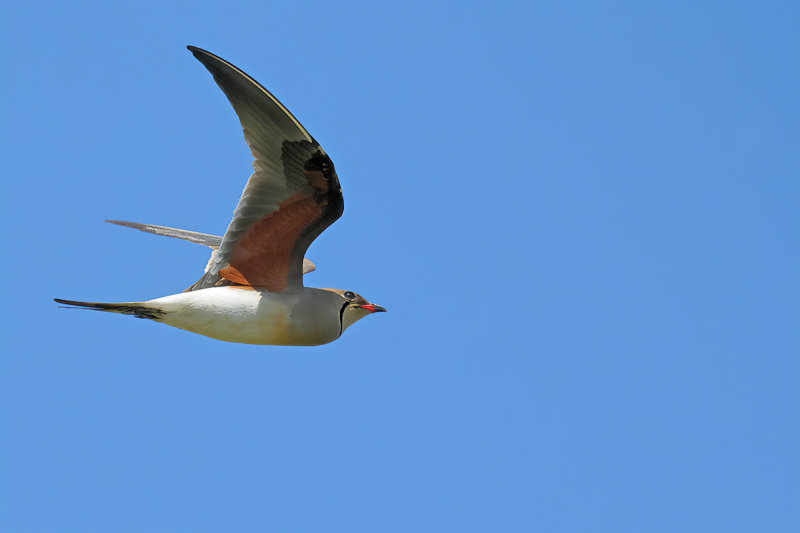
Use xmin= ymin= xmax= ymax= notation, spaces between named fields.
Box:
xmin=54 ymin=299 xmax=164 ymax=320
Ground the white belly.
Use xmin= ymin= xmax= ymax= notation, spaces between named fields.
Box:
xmin=147 ymin=287 xmax=342 ymax=345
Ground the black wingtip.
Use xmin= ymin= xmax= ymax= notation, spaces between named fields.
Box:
xmin=186 ymin=46 xmax=224 ymax=69
xmin=187 ymin=45 xmax=208 ymax=57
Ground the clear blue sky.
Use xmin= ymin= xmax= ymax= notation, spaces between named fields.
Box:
xmin=1 ymin=1 xmax=798 ymax=532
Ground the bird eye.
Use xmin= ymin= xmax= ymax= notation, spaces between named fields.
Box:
xmin=343 ymin=291 xmax=355 ymax=300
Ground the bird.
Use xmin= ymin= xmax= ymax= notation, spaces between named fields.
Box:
xmin=55 ymin=46 xmax=385 ymax=346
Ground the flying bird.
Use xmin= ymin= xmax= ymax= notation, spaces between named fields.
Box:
xmin=55 ymin=46 xmax=385 ymax=345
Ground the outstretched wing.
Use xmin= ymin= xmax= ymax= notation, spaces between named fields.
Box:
xmin=105 ymin=219 xmax=315 ymax=274
xmin=186 ymin=46 xmax=342 ymax=292
xmin=106 ymin=219 xmax=222 ymax=248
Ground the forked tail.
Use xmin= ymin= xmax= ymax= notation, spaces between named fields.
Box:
xmin=54 ymin=299 xmax=165 ymax=320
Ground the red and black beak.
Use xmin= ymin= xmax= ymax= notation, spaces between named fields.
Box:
xmin=357 ymin=304 xmax=386 ymax=313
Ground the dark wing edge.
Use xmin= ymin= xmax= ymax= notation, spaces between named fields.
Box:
xmin=184 ymin=46 xmax=343 ymax=292
xmin=187 ymin=46 xmax=315 ymax=143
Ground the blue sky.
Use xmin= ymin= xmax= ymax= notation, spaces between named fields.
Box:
xmin=1 ymin=1 xmax=798 ymax=532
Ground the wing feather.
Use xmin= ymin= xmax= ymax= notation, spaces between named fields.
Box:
xmin=186 ymin=46 xmax=342 ymax=292
xmin=105 ymin=220 xmax=222 ymax=248
xmin=106 ymin=219 xmax=316 ymax=274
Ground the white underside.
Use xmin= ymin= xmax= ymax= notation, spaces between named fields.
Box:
xmin=146 ymin=286 xmax=344 ymax=345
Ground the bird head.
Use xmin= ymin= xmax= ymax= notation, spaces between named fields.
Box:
xmin=325 ymin=289 xmax=386 ymax=333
